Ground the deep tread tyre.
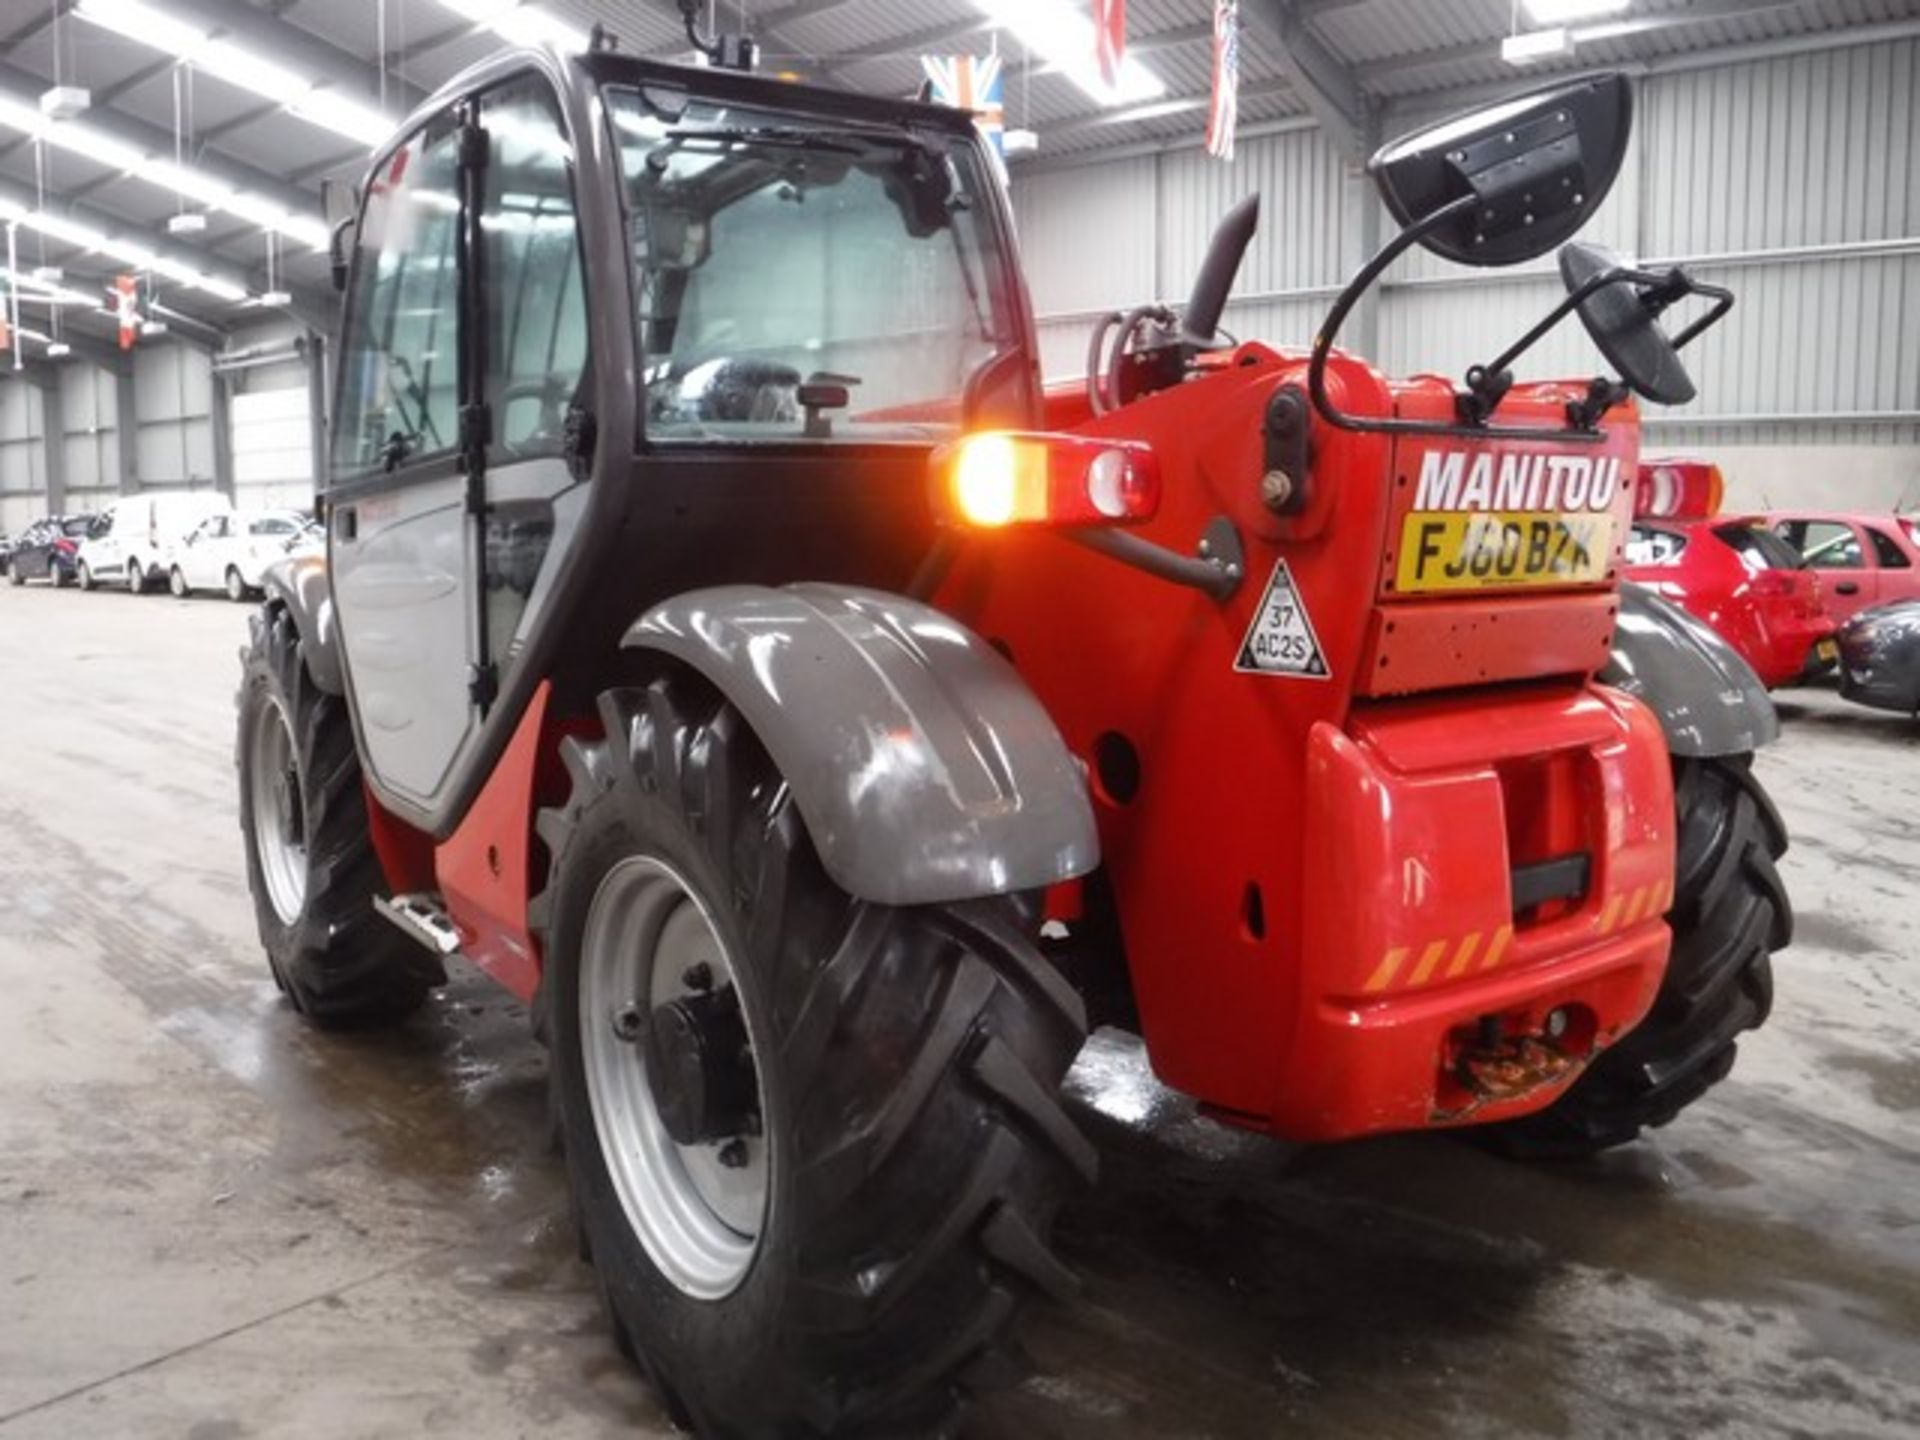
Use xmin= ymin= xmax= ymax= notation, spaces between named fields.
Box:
xmin=1483 ymin=754 xmax=1789 ymax=1159
xmin=236 ymin=603 xmax=442 ymax=1026
xmin=537 ymin=673 xmax=1092 ymax=1438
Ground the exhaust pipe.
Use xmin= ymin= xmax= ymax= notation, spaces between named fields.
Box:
xmin=1181 ymin=194 xmax=1260 ymax=348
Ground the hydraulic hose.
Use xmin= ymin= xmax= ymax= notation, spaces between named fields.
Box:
xmin=1085 ymin=311 xmax=1122 ymax=415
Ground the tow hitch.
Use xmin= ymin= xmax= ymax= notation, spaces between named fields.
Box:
xmin=1443 ymin=1011 xmax=1590 ymax=1119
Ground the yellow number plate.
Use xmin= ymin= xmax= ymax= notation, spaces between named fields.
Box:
xmin=1396 ymin=512 xmax=1616 ymax=593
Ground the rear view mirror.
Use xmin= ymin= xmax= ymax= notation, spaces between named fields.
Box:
xmin=1371 ymin=73 xmax=1631 ymax=267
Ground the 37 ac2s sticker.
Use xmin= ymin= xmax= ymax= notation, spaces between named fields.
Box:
xmin=1235 ymin=560 xmax=1330 ymax=679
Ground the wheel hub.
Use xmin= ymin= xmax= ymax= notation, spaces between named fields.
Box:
xmin=644 ymin=990 xmax=758 ymax=1147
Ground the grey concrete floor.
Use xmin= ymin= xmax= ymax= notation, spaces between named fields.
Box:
xmin=0 ymin=581 xmax=1916 ymax=1440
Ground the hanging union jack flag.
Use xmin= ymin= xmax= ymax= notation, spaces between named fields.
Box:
xmin=921 ymin=53 xmax=1006 ymax=160
xmin=1206 ymin=0 xmax=1241 ymax=161
xmin=1095 ymin=0 xmax=1126 ymax=88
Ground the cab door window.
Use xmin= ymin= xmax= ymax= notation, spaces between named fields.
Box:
xmin=480 ymin=80 xmax=588 ymax=460
xmin=333 ymin=121 xmax=464 ymax=480
xmin=476 ymin=78 xmax=587 ymax=671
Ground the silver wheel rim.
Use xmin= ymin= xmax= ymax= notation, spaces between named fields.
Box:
xmin=579 ymin=855 xmax=768 ymax=1300
xmin=227 ymin=570 xmax=243 ymax=601
xmin=247 ymin=695 xmax=307 ymax=925
xmin=172 ymin=570 xmax=186 ymax=597
xmin=127 ymin=561 xmax=141 ymax=593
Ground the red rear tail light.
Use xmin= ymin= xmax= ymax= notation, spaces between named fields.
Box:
xmin=932 ymin=432 xmax=1160 ymax=529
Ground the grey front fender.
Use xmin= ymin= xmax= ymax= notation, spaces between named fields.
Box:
xmin=1602 ymin=583 xmax=1778 ymax=756
xmin=260 ymin=553 xmax=344 ymax=696
xmin=624 ymin=584 xmax=1099 ymax=907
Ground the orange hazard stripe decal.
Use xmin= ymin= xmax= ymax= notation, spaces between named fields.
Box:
xmin=1363 ymin=925 xmax=1513 ymax=995
xmin=1363 ymin=946 xmax=1409 ymax=993
xmin=1480 ymin=925 xmax=1513 ymax=971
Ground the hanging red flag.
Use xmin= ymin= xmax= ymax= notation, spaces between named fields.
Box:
xmin=1206 ymin=0 xmax=1241 ymax=161
xmin=1094 ymin=0 xmax=1126 ymax=88
xmin=115 ymin=274 xmax=139 ymax=350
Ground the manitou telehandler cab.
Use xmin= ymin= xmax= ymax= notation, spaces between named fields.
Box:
xmin=238 ymin=19 xmax=1789 ymax=1435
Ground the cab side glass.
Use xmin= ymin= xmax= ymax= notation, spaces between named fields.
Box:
xmin=481 ymin=79 xmax=588 ymax=461
xmin=332 ymin=122 xmax=464 ymax=481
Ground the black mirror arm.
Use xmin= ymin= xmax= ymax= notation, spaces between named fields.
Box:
xmin=1667 ymin=278 xmax=1734 ymax=351
xmin=1310 ymin=194 xmax=1602 ymax=444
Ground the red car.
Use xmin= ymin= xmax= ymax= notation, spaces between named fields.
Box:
xmin=1625 ymin=515 xmax=1835 ymax=688
xmin=1762 ymin=511 xmax=1920 ymax=626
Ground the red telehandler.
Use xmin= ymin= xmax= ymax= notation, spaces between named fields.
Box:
xmin=239 ymin=22 xmax=1788 ymax=1436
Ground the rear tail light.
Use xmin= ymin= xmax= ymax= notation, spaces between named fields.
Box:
xmin=1635 ymin=460 xmax=1723 ymax=520
xmin=933 ymin=432 xmax=1160 ymax=529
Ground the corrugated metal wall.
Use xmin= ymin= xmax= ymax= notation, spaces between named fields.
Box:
xmin=1013 ymin=35 xmax=1920 ymax=455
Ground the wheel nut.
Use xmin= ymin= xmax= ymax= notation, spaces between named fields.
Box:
xmin=682 ymin=962 xmax=714 ymax=992
xmin=717 ymin=1138 xmax=749 ymax=1169
xmin=611 ymin=1003 xmax=644 ymax=1042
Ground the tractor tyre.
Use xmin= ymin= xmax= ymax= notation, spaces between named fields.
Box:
xmin=1482 ymin=753 xmax=1789 ymax=1159
xmin=236 ymin=603 xmax=443 ymax=1026
xmin=535 ymin=675 xmax=1094 ymax=1438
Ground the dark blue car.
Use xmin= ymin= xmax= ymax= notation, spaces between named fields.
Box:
xmin=1837 ymin=598 xmax=1920 ymax=717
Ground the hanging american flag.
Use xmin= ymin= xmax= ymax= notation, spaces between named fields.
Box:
xmin=921 ymin=53 xmax=1006 ymax=159
xmin=1206 ymin=0 xmax=1240 ymax=161
xmin=114 ymin=274 xmax=140 ymax=351
xmin=1094 ymin=0 xmax=1126 ymax=88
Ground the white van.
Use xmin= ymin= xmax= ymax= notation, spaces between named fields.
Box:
xmin=77 ymin=490 xmax=233 ymax=594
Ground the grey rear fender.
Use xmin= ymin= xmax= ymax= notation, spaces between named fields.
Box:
xmin=623 ymin=584 xmax=1100 ymax=907
xmin=260 ymin=554 xmax=344 ymax=696
xmin=1602 ymin=582 xmax=1778 ymax=757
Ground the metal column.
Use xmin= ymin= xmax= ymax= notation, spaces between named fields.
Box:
xmin=114 ymin=367 xmax=139 ymax=494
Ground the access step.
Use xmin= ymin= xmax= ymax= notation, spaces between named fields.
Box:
xmin=373 ymin=892 xmax=464 ymax=956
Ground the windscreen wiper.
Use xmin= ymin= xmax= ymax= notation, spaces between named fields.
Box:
xmin=666 ymin=123 xmax=938 ymax=160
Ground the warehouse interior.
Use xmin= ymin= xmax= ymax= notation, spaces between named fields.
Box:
xmin=0 ymin=0 xmax=1915 ymax=520
xmin=0 ymin=2 xmax=1916 ymax=1438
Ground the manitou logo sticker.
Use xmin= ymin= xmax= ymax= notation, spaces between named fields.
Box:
xmin=1413 ymin=450 xmax=1624 ymax=512
xmin=1396 ymin=447 xmax=1622 ymax=593
xmin=1236 ymin=560 xmax=1329 ymax=679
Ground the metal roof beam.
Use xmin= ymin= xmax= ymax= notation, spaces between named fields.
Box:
xmin=1242 ymin=0 xmax=1372 ymax=158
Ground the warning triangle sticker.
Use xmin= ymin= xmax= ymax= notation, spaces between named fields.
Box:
xmin=1234 ymin=560 xmax=1330 ymax=679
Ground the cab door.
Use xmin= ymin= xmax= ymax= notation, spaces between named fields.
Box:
xmin=327 ymin=110 xmax=481 ymax=822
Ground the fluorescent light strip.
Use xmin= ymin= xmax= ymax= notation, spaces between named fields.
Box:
xmin=0 ymin=198 xmax=251 ymax=303
xmin=74 ymin=0 xmax=391 ymax=147
xmin=436 ymin=0 xmax=591 ymax=53
xmin=974 ymin=0 xmax=1166 ymax=106
xmin=0 ymin=91 xmax=329 ymax=252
